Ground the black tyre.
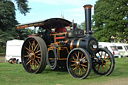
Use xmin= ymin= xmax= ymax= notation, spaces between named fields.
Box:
xmin=67 ymin=48 xmax=92 ymax=79
xmin=21 ymin=36 xmax=47 ymax=73
xmin=92 ymin=48 xmax=115 ymax=76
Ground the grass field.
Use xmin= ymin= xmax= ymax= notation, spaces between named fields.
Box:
xmin=0 ymin=58 xmax=128 ymax=85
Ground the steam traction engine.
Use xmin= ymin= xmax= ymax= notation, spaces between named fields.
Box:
xmin=16 ymin=5 xmax=115 ymax=79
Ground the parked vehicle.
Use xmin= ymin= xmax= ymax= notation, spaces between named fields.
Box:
xmin=113 ymin=43 xmax=128 ymax=57
xmin=5 ymin=40 xmax=24 ymax=63
xmin=98 ymin=42 xmax=121 ymax=58
xmin=123 ymin=44 xmax=128 ymax=52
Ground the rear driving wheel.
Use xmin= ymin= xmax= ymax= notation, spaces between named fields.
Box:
xmin=92 ymin=48 xmax=115 ymax=76
xmin=67 ymin=48 xmax=92 ymax=79
xmin=21 ymin=36 xmax=47 ymax=73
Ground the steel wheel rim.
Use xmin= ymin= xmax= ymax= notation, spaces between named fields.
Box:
xmin=94 ymin=50 xmax=112 ymax=75
xmin=22 ymin=38 xmax=41 ymax=73
xmin=68 ymin=50 xmax=89 ymax=78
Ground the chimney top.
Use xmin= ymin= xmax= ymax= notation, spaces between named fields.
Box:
xmin=83 ymin=5 xmax=92 ymax=9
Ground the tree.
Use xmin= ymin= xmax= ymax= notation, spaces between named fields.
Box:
xmin=0 ymin=0 xmax=30 ymax=53
xmin=16 ymin=28 xmax=34 ymax=40
xmin=0 ymin=27 xmax=33 ymax=53
xmin=78 ymin=22 xmax=86 ymax=30
xmin=92 ymin=0 xmax=128 ymax=42
xmin=0 ymin=0 xmax=30 ymax=31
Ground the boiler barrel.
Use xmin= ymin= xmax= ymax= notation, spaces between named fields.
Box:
xmin=69 ymin=38 xmax=82 ymax=50
xmin=68 ymin=36 xmax=98 ymax=53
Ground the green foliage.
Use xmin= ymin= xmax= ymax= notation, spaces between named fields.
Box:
xmin=0 ymin=0 xmax=17 ymax=31
xmin=0 ymin=0 xmax=30 ymax=53
xmin=15 ymin=0 xmax=31 ymax=15
xmin=0 ymin=28 xmax=33 ymax=53
xmin=0 ymin=28 xmax=15 ymax=53
xmin=92 ymin=0 xmax=128 ymax=42
xmin=16 ymin=28 xmax=34 ymax=40
xmin=0 ymin=0 xmax=30 ymax=31
xmin=78 ymin=21 xmax=96 ymax=33
xmin=78 ymin=21 xmax=85 ymax=30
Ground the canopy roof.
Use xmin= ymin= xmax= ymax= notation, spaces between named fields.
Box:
xmin=16 ymin=18 xmax=72 ymax=30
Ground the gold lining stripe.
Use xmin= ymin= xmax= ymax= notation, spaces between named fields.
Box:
xmin=70 ymin=40 xmax=74 ymax=50
xmin=76 ymin=38 xmax=81 ymax=48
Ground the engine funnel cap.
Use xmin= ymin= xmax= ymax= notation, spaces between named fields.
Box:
xmin=83 ymin=5 xmax=92 ymax=9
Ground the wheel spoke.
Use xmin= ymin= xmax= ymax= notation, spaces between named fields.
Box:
xmin=71 ymin=64 xmax=76 ymax=67
xmin=33 ymin=40 xmax=35 ymax=46
xmin=38 ymin=54 xmax=41 ymax=56
xmin=81 ymin=53 xmax=83 ymax=59
xmin=35 ymin=60 xmax=39 ymax=65
xmin=71 ymin=60 xmax=76 ymax=63
xmin=34 ymin=44 xmax=39 ymax=51
xmin=71 ymin=56 xmax=76 ymax=61
xmin=75 ymin=53 xmax=79 ymax=60
xmin=75 ymin=67 xmax=77 ymax=75
xmin=104 ymin=64 xmax=109 ymax=70
xmin=34 ymin=62 xmax=37 ymax=70
xmin=102 ymin=65 xmax=105 ymax=72
xmin=32 ymin=45 xmax=34 ymax=51
xmin=105 ymin=63 xmax=110 ymax=67
xmin=30 ymin=60 xmax=32 ymax=70
xmin=80 ymin=56 xmax=86 ymax=61
xmin=26 ymin=60 xmax=31 ymax=65
xmin=32 ymin=40 xmax=35 ymax=51
xmin=98 ymin=64 xmax=100 ymax=71
xmin=105 ymin=60 xmax=110 ymax=62
xmin=81 ymin=64 xmax=87 ymax=67
xmin=101 ymin=65 xmax=103 ymax=72
xmin=82 ymin=66 xmax=87 ymax=72
xmin=78 ymin=52 xmax=80 ymax=60
xmin=24 ymin=55 xmax=29 ymax=57
xmin=27 ymin=57 xmax=30 ymax=61
xmin=27 ymin=52 xmax=30 ymax=55
xmin=36 ymin=44 xmax=39 ymax=51
xmin=32 ymin=61 xmax=34 ymax=66
xmin=82 ymin=61 xmax=87 ymax=63
xmin=104 ymin=56 xmax=109 ymax=60
xmin=80 ymin=67 xmax=83 ymax=75
xmin=29 ymin=41 xmax=32 ymax=49
xmin=79 ymin=67 xmax=81 ymax=76
xmin=36 ymin=56 xmax=41 ymax=59
xmin=104 ymin=52 xmax=106 ymax=58
xmin=73 ymin=66 xmax=77 ymax=71
xmin=35 ymin=50 xmax=41 ymax=54
xmin=25 ymin=47 xmax=31 ymax=52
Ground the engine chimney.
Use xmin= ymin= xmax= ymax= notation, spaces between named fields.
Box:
xmin=83 ymin=5 xmax=92 ymax=34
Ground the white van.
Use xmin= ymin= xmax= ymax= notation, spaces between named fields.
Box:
xmin=123 ymin=44 xmax=128 ymax=52
xmin=5 ymin=40 xmax=24 ymax=63
xmin=98 ymin=42 xmax=121 ymax=58
xmin=113 ymin=43 xmax=128 ymax=57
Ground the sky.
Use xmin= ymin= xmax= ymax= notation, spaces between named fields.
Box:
xmin=16 ymin=0 xmax=98 ymax=25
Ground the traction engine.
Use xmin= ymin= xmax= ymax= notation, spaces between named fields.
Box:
xmin=16 ymin=5 xmax=115 ymax=79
